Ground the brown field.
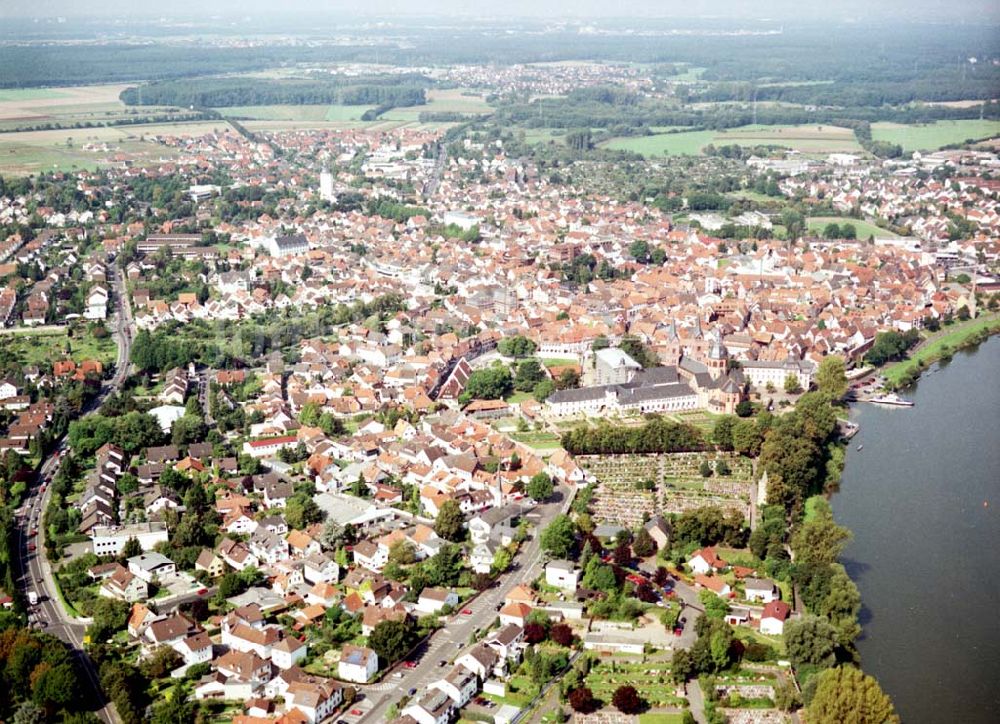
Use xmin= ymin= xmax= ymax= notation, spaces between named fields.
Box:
xmin=0 ymin=84 xmax=200 ymax=133
xmin=922 ymin=99 xmax=994 ymax=109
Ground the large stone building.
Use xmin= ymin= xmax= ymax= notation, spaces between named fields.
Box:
xmin=594 ymin=347 xmax=642 ymax=386
xmin=546 ymin=330 xmax=743 ymax=418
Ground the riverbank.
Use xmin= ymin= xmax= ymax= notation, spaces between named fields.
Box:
xmin=882 ymin=312 xmax=1000 ymax=388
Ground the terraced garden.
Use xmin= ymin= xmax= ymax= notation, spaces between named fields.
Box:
xmin=580 ymin=452 xmax=754 ymax=526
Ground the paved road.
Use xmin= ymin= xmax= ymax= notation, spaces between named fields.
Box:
xmin=14 ymin=264 xmax=134 ymax=724
xmin=686 ymin=678 xmax=708 ymax=724
xmin=421 ymin=144 xmax=447 ymax=200
xmin=637 ymin=559 xmax=703 ymax=650
xmin=357 ymin=485 xmax=574 ymax=723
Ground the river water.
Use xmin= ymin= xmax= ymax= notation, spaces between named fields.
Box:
xmin=831 ymin=336 xmax=1000 ymax=723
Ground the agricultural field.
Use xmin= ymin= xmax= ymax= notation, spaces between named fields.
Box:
xmin=870 ymin=119 xmax=1000 ymax=152
xmin=215 ymin=104 xmax=373 ymax=122
xmin=603 ymin=123 xmax=862 ymax=157
xmin=0 ymin=83 xmax=196 ymax=132
xmin=712 ymin=124 xmax=862 ymax=153
xmin=603 ymin=130 xmax=716 ymax=157
xmin=806 ymin=216 xmax=899 ymax=239
xmin=0 ymin=120 xmax=226 ymax=175
xmin=581 ymin=452 xmax=754 ymax=526
xmin=381 ymin=88 xmax=493 ymax=122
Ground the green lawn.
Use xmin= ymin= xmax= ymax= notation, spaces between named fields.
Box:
xmin=3 ymin=326 xmax=117 ymax=367
xmin=510 ymin=431 xmax=563 ymax=451
xmin=807 ymin=216 xmax=899 ymax=239
xmin=603 ymin=130 xmax=717 ymax=157
xmin=883 ymin=313 xmax=1000 ymax=385
xmin=540 ymin=358 xmax=578 ymax=368
xmin=871 ymin=120 xmax=1000 ymax=152
xmin=522 ymin=129 xmax=565 ymax=145
xmin=604 ymin=123 xmax=860 ymax=158
xmin=639 ymin=714 xmax=686 ymax=724
xmin=0 ymin=88 xmax=71 ymax=101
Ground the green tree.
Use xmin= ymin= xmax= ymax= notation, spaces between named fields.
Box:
xmin=31 ymin=661 xmax=78 ymax=710
xmin=461 ymin=367 xmax=513 ymax=403
xmin=784 ymin=374 xmax=803 ymax=394
xmin=556 ymin=367 xmax=581 ymax=390
xmin=819 ymin=564 xmax=862 ymax=646
xmin=150 ymin=684 xmax=195 ymax=724
xmin=368 ymin=618 xmax=416 ymax=666
xmin=783 ymin=616 xmax=839 ymax=668
xmin=388 ymin=540 xmax=416 ymax=566
xmin=514 ymin=358 xmax=547 ymax=392
xmin=87 ymin=598 xmax=130 ymax=643
xmin=712 ymin=415 xmax=737 ymax=450
xmin=582 ymin=557 xmax=616 ymax=592
xmin=533 ymin=379 xmax=556 ymax=402
xmin=527 ymin=472 xmax=554 ymax=502
xmin=808 ymin=666 xmax=899 ymax=724
xmin=433 ymin=499 xmax=465 ymax=542
xmin=791 ymin=500 xmax=852 ymax=567
xmin=815 ymin=355 xmax=848 ymax=400
xmin=285 ymin=492 xmax=323 ymax=529
xmin=498 ymin=335 xmax=537 ymax=358
xmin=540 ymin=514 xmax=576 ymax=559
xmin=731 ymin=418 xmax=763 ymax=456
xmin=631 ymin=527 xmax=656 ymax=558
xmin=121 ymin=536 xmax=142 ymax=560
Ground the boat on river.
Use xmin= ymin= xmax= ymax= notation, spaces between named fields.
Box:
xmin=869 ymin=393 xmax=914 ymax=407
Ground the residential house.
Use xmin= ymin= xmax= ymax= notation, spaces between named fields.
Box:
xmin=195 ymin=549 xmax=225 ymax=578
xmin=544 ymin=560 xmax=580 ymax=592
xmin=688 ymin=546 xmax=727 ymax=575
xmin=338 ymin=644 xmax=378 ymax=683
xmin=416 ymin=587 xmax=459 ymax=614
xmin=744 ymin=577 xmax=779 ymax=604
xmin=760 ymin=600 xmax=792 ymax=636
xmin=127 ymin=552 xmax=176 ymax=583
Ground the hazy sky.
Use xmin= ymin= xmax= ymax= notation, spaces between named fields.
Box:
xmin=8 ymin=0 xmax=1000 ymax=22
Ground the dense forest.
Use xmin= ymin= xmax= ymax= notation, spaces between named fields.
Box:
xmin=2 ymin=22 xmax=996 ymax=93
xmin=494 ymin=92 xmax=1000 ymax=134
xmin=120 ymin=76 xmax=427 ymax=109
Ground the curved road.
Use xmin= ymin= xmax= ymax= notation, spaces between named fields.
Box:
xmin=15 ymin=264 xmax=134 ymax=724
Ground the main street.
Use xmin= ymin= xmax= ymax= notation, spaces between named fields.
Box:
xmin=356 ymin=484 xmax=574 ymax=723
xmin=14 ymin=264 xmax=134 ymax=724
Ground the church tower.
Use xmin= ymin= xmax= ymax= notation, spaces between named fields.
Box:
xmin=706 ymin=328 xmax=728 ymax=379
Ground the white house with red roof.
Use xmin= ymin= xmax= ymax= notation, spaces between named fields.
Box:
xmin=688 ymin=546 xmax=727 ymax=575
xmin=760 ymin=600 xmax=792 ymax=635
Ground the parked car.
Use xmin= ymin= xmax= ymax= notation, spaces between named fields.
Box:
xmin=461 ymin=608 xmax=473 ymax=615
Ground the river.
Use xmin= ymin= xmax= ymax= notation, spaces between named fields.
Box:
xmin=831 ymin=336 xmax=1000 ymax=723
